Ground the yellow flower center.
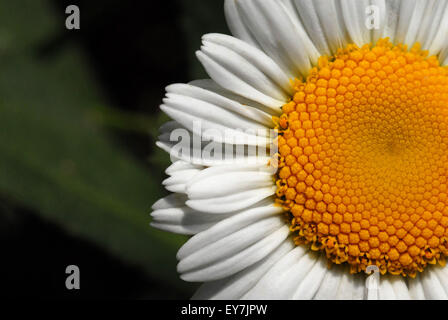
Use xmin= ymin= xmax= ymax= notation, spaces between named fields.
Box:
xmin=274 ymin=38 xmax=448 ymax=277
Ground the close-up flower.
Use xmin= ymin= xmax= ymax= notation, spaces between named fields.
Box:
xmin=151 ymin=0 xmax=448 ymax=300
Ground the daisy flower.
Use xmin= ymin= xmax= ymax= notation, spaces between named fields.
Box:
xmin=151 ymin=0 xmax=448 ymax=300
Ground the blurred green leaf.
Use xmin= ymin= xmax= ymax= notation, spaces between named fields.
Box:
xmin=0 ymin=0 xmax=195 ymax=294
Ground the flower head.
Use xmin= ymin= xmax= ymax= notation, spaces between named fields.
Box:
xmin=151 ymin=0 xmax=448 ymax=300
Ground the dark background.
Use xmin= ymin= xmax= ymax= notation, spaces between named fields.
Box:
xmin=0 ymin=0 xmax=228 ymax=299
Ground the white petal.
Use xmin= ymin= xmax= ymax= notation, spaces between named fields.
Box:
xmin=151 ymin=193 xmax=187 ymax=210
xmin=306 ymin=0 xmax=348 ymax=54
xmin=151 ymin=206 xmax=224 ymax=225
xmin=187 ymin=163 xmax=273 ymax=189
xmin=340 ymin=0 xmax=372 ymax=47
xmin=178 ymin=216 xmax=284 ymax=273
xmin=150 ymin=221 xmax=214 ymax=235
xmin=242 ymin=246 xmax=315 ymax=299
xmin=201 ymin=40 xmax=289 ymax=102
xmin=192 ymin=239 xmax=294 ymax=300
xmin=151 ymin=206 xmax=229 ymax=235
xmin=416 ymin=0 xmax=448 ymax=50
xmin=203 ymin=33 xmax=294 ymax=96
xmin=407 ymin=276 xmax=426 ymax=300
xmin=434 ymin=266 xmax=448 ymax=296
xmin=161 ymin=92 xmax=272 ymax=146
xmin=421 ymin=269 xmax=448 ymax=300
xmin=167 ymin=82 xmax=274 ymax=127
xmin=378 ymin=276 xmax=397 ymax=300
xmin=427 ymin=3 xmax=448 ymax=58
xmin=187 ymin=167 xmax=274 ymax=200
xmin=185 ymin=164 xmax=277 ymax=214
xmin=160 ymin=105 xmax=271 ymax=146
xmin=156 ymin=141 xmax=271 ymax=167
xmin=165 ymin=160 xmax=203 ymax=176
xmin=371 ymin=0 xmax=388 ymax=44
xmin=313 ymin=266 xmax=345 ymax=300
xmin=349 ymin=275 xmax=367 ymax=300
xmin=163 ymin=167 xmax=201 ymax=193
xmin=290 ymin=0 xmax=331 ymax=55
xmin=292 ymin=254 xmax=328 ymax=299
xmin=157 ymin=121 xmax=271 ymax=165
xmin=276 ymin=0 xmax=321 ymax=64
xmin=177 ymin=200 xmax=282 ymax=260
xmin=234 ymin=0 xmax=318 ymax=77
xmin=379 ymin=0 xmax=401 ymax=43
xmin=395 ymin=0 xmax=428 ymax=46
xmin=187 ymin=185 xmax=276 ymax=214
xmin=190 ymin=79 xmax=279 ymax=116
xmin=224 ymin=0 xmax=260 ymax=49
xmin=336 ymin=272 xmax=365 ymax=300
xmin=196 ymin=51 xmax=285 ymax=110
xmin=389 ymin=276 xmax=411 ymax=300
xmin=180 ymin=225 xmax=290 ymax=282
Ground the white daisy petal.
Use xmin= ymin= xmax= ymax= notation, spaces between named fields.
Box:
xmin=378 ymin=276 xmax=397 ymax=300
xmin=379 ymin=0 xmax=401 ymax=43
xmin=421 ymin=269 xmax=448 ymax=300
xmin=224 ymin=0 xmax=260 ymax=49
xmin=276 ymin=0 xmax=321 ymax=64
xmin=160 ymin=105 xmax=271 ymax=146
xmin=196 ymin=51 xmax=286 ymax=110
xmin=434 ymin=266 xmax=448 ymax=296
xmin=389 ymin=276 xmax=411 ymax=300
xmin=187 ymin=168 xmax=273 ymax=200
xmin=371 ymin=0 xmax=387 ymax=44
xmin=151 ymin=188 xmax=242 ymax=236
xmin=290 ymin=0 xmax=331 ymax=55
xmin=200 ymin=40 xmax=289 ymax=102
xmin=395 ymin=0 xmax=428 ymax=46
xmin=186 ymin=164 xmax=277 ymax=214
xmin=234 ymin=0 xmax=318 ymax=77
xmin=427 ymin=2 xmax=448 ymax=59
xmin=192 ymin=239 xmax=294 ymax=300
xmin=203 ymin=33 xmax=294 ymax=96
xmin=150 ymin=221 xmax=213 ymax=236
xmin=178 ymin=215 xmax=284 ymax=274
xmin=180 ymin=225 xmax=290 ymax=282
xmin=151 ymin=193 xmax=187 ymax=210
xmin=313 ymin=266 xmax=345 ymax=300
xmin=291 ymin=254 xmax=328 ymax=299
xmin=167 ymin=82 xmax=274 ymax=127
xmin=151 ymin=206 xmax=226 ymax=235
xmin=336 ymin=272 xmax=365 ymax=300
xmin=417 ymin=0 xmax=448 ymax=50
xmin=306 ymin=0 xmax=348 ymax=54
xmin=163 ymin=166 xmax=201 ymax=193
xmin=340 ymin=0 xmax=372 ymax=47
xmin=177 ymin=200 xmax=283 ymax=260
xmin=187 ymin=163 xmax=273 ymax=187
xmin=165 ymin=160 xmax=203 ymax=175
xmin=156 ymin=134 xmax=271 ymax=167
xmin=161 ymin=92 xmax=272 ymax=145
xmin=242 ymin=246 xmax=315 ymax=299
xmin=189 ymin=79 xmax=279 ymax=116
xmin=407 ymin=276 xmax=426 ymax=300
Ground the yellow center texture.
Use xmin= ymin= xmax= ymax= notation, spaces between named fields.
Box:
xmin=274 ymin=39 xmax=448 ymax=277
